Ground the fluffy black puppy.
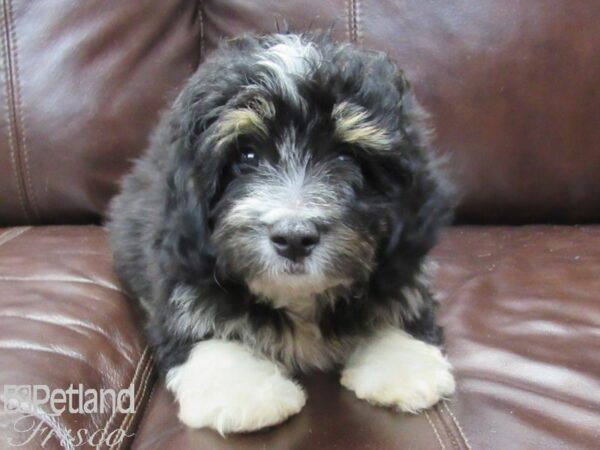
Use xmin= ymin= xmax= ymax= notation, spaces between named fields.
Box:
xmin=108 ymin=32 xmax=455 ymax=434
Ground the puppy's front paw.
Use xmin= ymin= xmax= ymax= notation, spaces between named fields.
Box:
xmin=167 ymin=340 xmax=306 ymax=434
xmin=341 ymin=328 xmax=455 ymax=413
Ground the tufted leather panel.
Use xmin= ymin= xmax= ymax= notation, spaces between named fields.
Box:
xmin=0 ymin=0 xmax=201 ymax=225
xmin=129 ymin=226 xmax=600 ymax=450
xmin=202 ymin=0 xmax=600 ymax=223
xmin=0 ymin=226 xmax=155 ymax=449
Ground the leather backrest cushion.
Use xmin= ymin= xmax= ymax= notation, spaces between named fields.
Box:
xmin=0 ymin=0 xmax=201 ymax=225
xmin=1 ymin=0 xmax=599 ymax=224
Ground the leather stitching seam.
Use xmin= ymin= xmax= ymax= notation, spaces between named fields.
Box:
xmin=0 ymin=0 xmax=28 ymax=220
xmin=346 ymin=0 xmax=352 ymax=43
xmin=198 ymin=0 xmax=204 ymax=61
xmin=97 ymin=348 xmax=146 ymax=444
xmin=435 ymin=404 xmax=462 ymax=450
xmin=443 ymin=402 xmax=473 ymax=450
xmin=110 ymin=353 xmax=154 ymax=450
xmin=353 ymin=0 xmax=357 ymax=43
xmin=117 ymin=379 xmax=157 ymax=450
xmin=425 ymin=410 xmax=446 ymax=450
xmin=98 ymin=346 xmax=149 ymax=447
xmin=109 ymin=351 xmax=155 ymax=450
xmin=6 ymin=0 xmax=39 ymax=220
xmin=354 ymin=0 xmax=361 ymax=45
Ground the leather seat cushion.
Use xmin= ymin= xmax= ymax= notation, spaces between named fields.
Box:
xmin=1 ymin=226 xmax=597 ymax=449
xmin=0 ymin=226 xmax=154 ymax=450
xmin=130 ymin=226 xmax=600 ymax=450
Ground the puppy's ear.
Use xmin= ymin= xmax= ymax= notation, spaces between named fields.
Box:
xmin=396 ymin=78 xmax=455 ymax=258
xmin=155 ymin=76 xmax=232 ymax=288
xmin=370 ymin=73 xmax=455 ymax=291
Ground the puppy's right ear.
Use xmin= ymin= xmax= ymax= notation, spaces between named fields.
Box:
xmin=154 ymin=73 xmax=232 ymax=288
xmin=152 ymin=38 xmax=258 ymax=292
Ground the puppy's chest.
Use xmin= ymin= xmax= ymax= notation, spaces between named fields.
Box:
xmin=266 ymin=299 xmax=353 ymax=372
xmin=285 ymin=312 xmax=323 ymax=343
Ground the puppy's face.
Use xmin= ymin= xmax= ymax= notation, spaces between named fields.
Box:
xmin=212 ymin=108 xmax=379 ymax=301
xmin=176 ymin=35 xmax=451 ymax=304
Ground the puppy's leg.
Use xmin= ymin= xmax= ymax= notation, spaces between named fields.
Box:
xmin=166 ymin=339 xmax=306 ymax=434
xmin=341 ymin=327 xmax=455 ymax=413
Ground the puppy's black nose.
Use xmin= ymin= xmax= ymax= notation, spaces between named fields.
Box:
xmin=270 ymin=220 xmax=320 ymax=261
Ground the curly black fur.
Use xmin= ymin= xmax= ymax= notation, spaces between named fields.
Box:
xmin=108 ymin=32 xmax=454 ymax=376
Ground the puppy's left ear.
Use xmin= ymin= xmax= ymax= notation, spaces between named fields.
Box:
xmin=370 ymin=72 xmax=455 ymax=293
xmin=395 ymin=72 xmax=455 ymax=257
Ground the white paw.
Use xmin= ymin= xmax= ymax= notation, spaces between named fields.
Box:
xmin=341 ymin=328 xmax=455 ymax=413
xmin=166 ymin=340 xmax=306 ymax=434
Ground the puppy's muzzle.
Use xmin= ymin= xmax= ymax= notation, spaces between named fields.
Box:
xmin=269 ymin=219 xmax=320 ymax=262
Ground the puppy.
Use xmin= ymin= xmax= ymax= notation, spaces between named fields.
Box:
xmin=108 ymin=32 xmax=455 ymax=434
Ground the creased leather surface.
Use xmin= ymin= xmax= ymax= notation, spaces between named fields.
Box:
xmin=433 ymin=226 xmax=600 ymax=450
xmin=0 ymin=0 xmax=201 ymax=225
xmin=130 ymin=226 xmax=600 ymax=450
xmin=0 ymin=226 xmax=154 ymax=450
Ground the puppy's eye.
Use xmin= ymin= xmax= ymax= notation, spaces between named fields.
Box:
xmin=239 ymin=150 xmax=260 ymax=168
xmin=336 ymin=152 xmax=355 ymax=163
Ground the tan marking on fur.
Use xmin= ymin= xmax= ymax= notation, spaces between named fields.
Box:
xmin=333 ymin=102 xmax=392 ymax=150
xmin=217 ymin=109 xmax=266 ymax=147
xmin=249 ymin=96 xmax=276 ymax=120
xmin=216 ymin=98 xmax=276 ymax=148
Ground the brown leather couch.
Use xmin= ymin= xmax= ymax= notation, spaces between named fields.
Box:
xmin=1 ymin=1 xmax=598 ymax=449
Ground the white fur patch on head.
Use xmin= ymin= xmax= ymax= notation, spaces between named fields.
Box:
xmin=166 ymin=339 xmax=306 ymax=434
xmin=341 ymin=328 xmax=455 ymax=413
xmin=223 ymin=153 xmax=346 ymax=227
xmin=256 ymin=34 xmax=321 ymax=104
